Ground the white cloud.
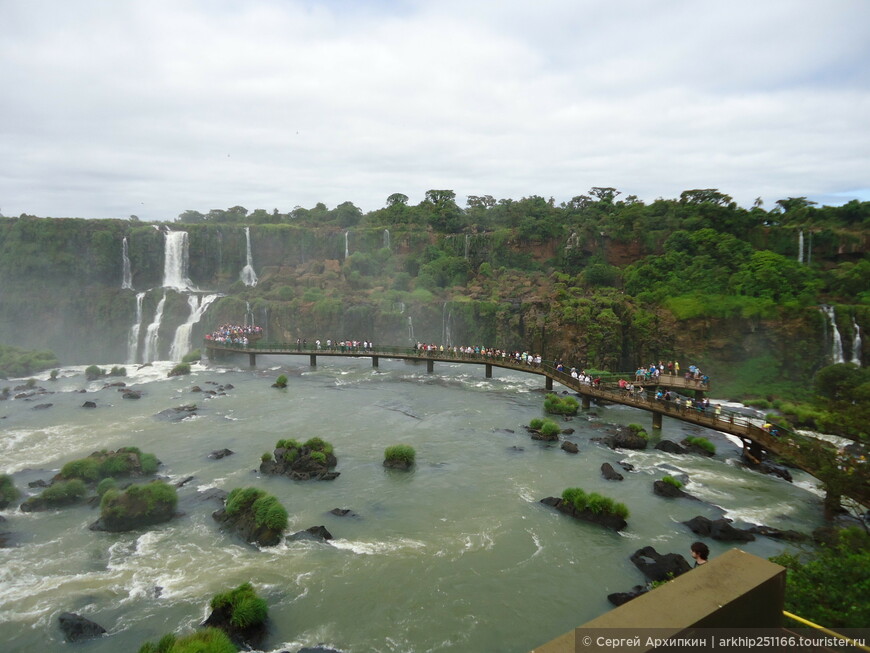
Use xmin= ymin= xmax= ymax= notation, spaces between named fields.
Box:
xmin=1 ymin=0 xmax=868 ymax=220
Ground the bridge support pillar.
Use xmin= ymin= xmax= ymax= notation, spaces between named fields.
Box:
xmin=652 ymin=412 xmax=662 ymax=430
xmin=372 ymin=356 xmax=379 ymax=368
xmin=309 ymin=354 xmax=317 ymax=367
xmin=582 ymin=396 xmax=590 ymax=409
xmin=743 ymin=440 xmax=764 ymax=465
xmin=485 ymin=364 xmax=492 ymax=379
xmin=427 ymin=359 xmax=434 ymax=373
xmin=248 ymin=352 xmax=256 ymax=368
xmin=695 ymin=388 xmax=705 ymax=400
xmin=545 ymin=376 xmax=553 ymax=391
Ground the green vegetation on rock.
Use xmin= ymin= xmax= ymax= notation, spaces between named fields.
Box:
xmin=60 ymin=448 xmax=159 ymax=482
xmin=0 ymin=474 xmax=20 ymax=507
xmin=561 ymin=487 xmax=629 ymax=519
xmin=273 ymin=374 xmax=288 ymax=388
xmin=684 ymin=436 xmax=715 ymax=454
xmin=210 ymin=582 xmax=269 ymax=629
xmin=384 ymin=444 xmax=416 ymax=464
xmin=661 ymin=475 xmax=683 ymax=489
xmin=168 ymin=363 xmax=191 ymax=377
xmin=225 ymin=487 xmax=288 ymax=532
xmin=544 ymin=393 xmax=579 ymax=416
xmin=137 ymin=627 xmax=237 ymax=653
xmin=100 ymin=481 xmax=178 ymax=520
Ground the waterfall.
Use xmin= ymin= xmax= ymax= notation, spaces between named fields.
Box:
xmin=142 ymin=293 xmax=167 ymax=363
xmin=442 ymin=301 xmax=454 ymax=346
xmin=163 ymin=230 xmax=195 ymax=290
xmin=797 ymin=230 xmax=804 ymax=264
xmin=383 ymin=229 xmax=390 ymax=251
xmin=344 ymin=231 xmax=350 ymax=259
xmin=239 ymin=227 xmax=258 ymax=287
xmin=852 ymin=318 xmax=863 ymax=366
xmin=126 ymin=292 xmax=146 ymax=363
xmin=821 ymin=305 xmax=845 ymax=364
xmin=121 ymin=237 xmax=133 ymax=289
xmin=407 ymin=316 xmax=415 ymax=343
xmin=169 ymin=293 xmax=220 ymax=361
xmin=464 ymin=234 xmax=470 ymax=260
xmin=245 ymin=301 xmax=255 ymax=327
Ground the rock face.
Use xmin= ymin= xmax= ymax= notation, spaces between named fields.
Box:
xmin=561 ymin=441 xmax=579 ymax=454
xmin=540 ymin=496 xmax=627 ymax=531
xmin=680 ymin=439 xmax=715 ymax=457
xmin=683 ymin=515 xmax=755 ymax=542
xmin=81 ymin=401 xmax=97 ymax=408
xmin=58 ymin=612 xmax=106 ymax=642
xmin=607 ymin=585 xmax=648 ymax=606
xmin=260 ymin=443 xmax=339 ymax=481
xmin=596 ymin=428 xmax=648 ymax=450
xmin=383 ymin=458 xmax=413 ymax=470
xmin=653 ymin=480 xmax=696 ymax=500
xmin=213 ymin=505 xmax=284 ymax=547
xmin=601 ymin=463 xmax=624 ymax=481
xmin=209 ymin=448 xmax=234 ymax=460
xmin=288 ymin=525 xmax=334 ymax=542
xmin=655 ymin=440 xmax=687 ymax=454
xmin=630 ymin=546 xmax=692 ymax=582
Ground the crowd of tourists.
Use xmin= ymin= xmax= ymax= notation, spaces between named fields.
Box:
xmin=204 ymin=324 xmax=263 ymax=346
xmin=634 ymin=360 xmax=709 ymax=386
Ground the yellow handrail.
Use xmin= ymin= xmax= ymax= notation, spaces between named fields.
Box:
xmin=783 ymin=610 xmax=870 ymax=652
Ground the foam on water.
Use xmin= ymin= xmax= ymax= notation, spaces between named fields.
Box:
xmin=329 ymin=537 xmax=427 ymax=555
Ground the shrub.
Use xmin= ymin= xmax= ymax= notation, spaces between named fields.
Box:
xmin=276 ymin=438 xmax=300 ymax=450
xmin=60 ymin=458 xmax=102 ymax=482
xmin=42 ymin=479 xmax=87 ymax=503
xmin=274 ymin=374 xmax=288 ymax=388
xmin=283 ymin=448 xmax=299 ymax=463
xmin=168 ymin=363 xmax=191 ymax=377
xmin=225 ymin=487 xmax=265 ymax=517
xmin=662 ymin=475 xmax=683 ymax=489
xmin=529 ymin=417 xmax=544 ymax=430
xmin=540 ymin=420 xmax=561 ymax=438
xmin=685 ymin=436 xmax=716 ymax=454
xmin=251 ymin=494 xmax=288 ymax=531
xmin=210 ymin=582 xmax=269 ymax=629
xmin=140 ymin=453 xmax=159 ymax=474
xmin=85 ymin=365 xmax=103 ymax=381
xmin=261 ymin=452 xmax=272 ymax=463
xmin=101 ymin=481 xmax=177 ymax=519
xmin=309 ymin=451 xmax=327 ymax=464
xmin=49 ymin=369 xmax=59 ymax=380
xmin=561 ymin=487 xmax=629 ymax=519
xmin=25 ymin=378 xmax=37 ymax=388
xmin=384 ymin=444 xmax=416 ymax=464
xmin=0 ymin=474 xmax=20 ymax=504
xmin=627 ymin=423 xmax=645 ymax=433
xmin=304 ymin=437 xmax=333 ymax=454
xmin=181 ymin=349 xmax=201 ymax=364
xmin=96 ymin=477 xmax=117 ymax=497
xmin=562 ymin=487 xmax=588 ymax=512
xmin=109 ymin=366 xmax=127 ymax=377
xmin=544 ymin=393 xmax=579 ymax=416
xmin=137 ymin=627 xmax=236 ymax=653
xmin=100 ymin=455 xmax=134 ymax=478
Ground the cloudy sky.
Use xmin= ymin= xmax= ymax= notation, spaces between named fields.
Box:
xmin=2 ymin=0 xmax=868 ymax=221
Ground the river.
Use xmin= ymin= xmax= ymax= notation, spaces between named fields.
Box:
xmin=0 ymin=355 xmax=824 ymax=652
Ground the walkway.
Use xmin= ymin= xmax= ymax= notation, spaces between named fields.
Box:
xmin=205 ymin=341 xmax=868 ymax=508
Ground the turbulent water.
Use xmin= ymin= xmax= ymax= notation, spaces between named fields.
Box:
xmin=0 ymin=356 xmax=825 ymax=652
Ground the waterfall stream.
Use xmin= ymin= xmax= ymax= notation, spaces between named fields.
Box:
xmin=852 ymin=318 xmax=863 ymax=366
xmin=126 ymin=292 xmax=146 ymax=363
xmin=169 ymin=294 xmax=220 ymax=361
xmin=383 ymin=228 xmax=390 ymax=251
xmin=345 ymin=231 xmax=350 ymax=259
xmin=239 ymin=227 xmax=258 ymax=287
xmin=821 ymin=305 xmax=845 ymax=364
xmin=797 ymin=230 xmax=804 ymax=264
xmin=121 ymin=237 xmax=133 ymax=289
xmin=142 ymin=293 xmax=167 ymax=363
xmin=163 ymin=230 xmax=195 ymax=291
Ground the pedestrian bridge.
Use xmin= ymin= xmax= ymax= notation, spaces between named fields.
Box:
xmin=204 ymin=341 xmax=868 ymax=509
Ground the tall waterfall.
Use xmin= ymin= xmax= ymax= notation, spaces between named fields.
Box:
xmin=245 ymin=301 xmax=254 ymax=327
xmin=163 ymin=230 xmax=195 ymax=290
xmin=442 ymin=302 xmax=454 ymax=346
xmin=142 ymin=293 xmax=167 ymax=363
xmin=344 ymin=231 xmax=350 ymax=259
xmin=127 ymin=292 xmax=146 ymax=363
xmin=821 ymin=305 xmax=845 ymax=364
xmin=464 ymin=234 xmax=470 ymax=260
xmin=407 ymin=316 xmax=415 ymax=343
xmin=169 ymin=294 xmax=220 ymax=361
xmin=121 ymin=237 xmax=133 ymax=289
xmin=239 ymin=227 xmax=258 ymax=287
xmin=383 ymin=229 xmax=390 ymax=250
xmin=852 ymin=318 xmax=863 ymax=366
xmin=797 ymin=230 xmax=804 ymax=264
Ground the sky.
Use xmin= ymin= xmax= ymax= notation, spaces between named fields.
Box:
xmin=1 ymin=0 xmax=869 ymax=221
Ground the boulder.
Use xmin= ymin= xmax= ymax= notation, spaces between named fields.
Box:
xmin=330 ymin=508 xmax=357 ymax=517
xmin=155 ymin=404 xmax=197 ymax=421
xmin=653 ymin=480 xmax=696 ymax=500
xmin=683 ymin=516 xmax=755 ymax=542
xmin=89 ymin=482 xmax=176 ymax=532
xmin=600 ymin=463 xmax=624 ymax=481
xmin=540 ymin=496 xmax=627 ymax=531
xmin=756 ymin=460 xmax=793 ymax=483
xmin=209 ymin=448 xmax=234 ymax=460
xmin=81 ymin=401 xmax=97 ymax=408
xmin=618 ymin=461 xmax=635 ymax=472
xmin=629 ymin=546 xmax=692 ymax=583
xmin=33 ymin=403 xmax=53 ymax=410
xmin=607 ymin=585 xmax=648 ymax=607
xmin=383 ymin=458 xmax=413 ymax=470
xmin=288 ymin=525 xmax=333 ymax=543
xmin=655 ymin=440 xmax=687 ymax=454
xmin=203 ymin=598 xmax=267 ymax=651
xmin=261 ymin=445 xmax=339 ymax=481
xmin=122 ymin=390 xmax=142 ymax=400
xmin=680 ymin=439 xmax=714 ymax=457
xmin=747 ymin=525 xmax=809 ymax=542
xmin=57 ymin=612 xmax=106 ymax=642
xmin=530 ymin=430 xmax=559 ymax=442
xmin=561 ymin=441 xmax=579 ymax=454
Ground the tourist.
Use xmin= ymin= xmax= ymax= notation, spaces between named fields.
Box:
xmin=690 ymin=541 xmax=709 ymax=567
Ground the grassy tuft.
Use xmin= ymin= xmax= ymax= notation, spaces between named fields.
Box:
xmin=384 ymin=444 xmax=416 ymax=464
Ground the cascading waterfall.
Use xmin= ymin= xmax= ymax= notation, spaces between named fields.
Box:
xmin=852 ymin=318 xmax=863 ymax=366
xmin=142 ymin=293 xmax=167 ymax=363
xmin=797 ymin=230 xmax=804 ymax=264
xmin=821 ymin=305 xmax=845 ymax=364
xmin=121 ymin=237 xmax=133 ymax=289
xmin=239 ymin=227 xmax=258 ymax=287
xmin=345 ymin=231 xmax=350 ymax=259
xmin=245 ymin=301 xmax=255 ymax=327
xmin=442 ymin=301 xmax=454 ymax=346
xmin=383 ymin=229 xmax=390 ymax=250
xmin=407 ymin=316 xmax=415 ymax=343
xmin=169 ymin=294 xmax=220 ymax=361
xmin=126 ymin=292 xmax=146 ymax=363
xmin=464 ymin=234 xmax=470 ymax=260
xmin=163 ymin=230 xmax=195 ymax=291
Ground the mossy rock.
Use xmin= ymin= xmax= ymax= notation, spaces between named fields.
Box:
xmin=20 ymin=479 xmax=87 ymax=512
xmin=213 ymin=487 xmax=288 ymax=546
xmin=0 ymin=474 xmax=20 ymax=509
xmin=203 ymin=583 xmax=268 ymax=650
xmin=90 ymin=481 xmax=177 ymax=532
